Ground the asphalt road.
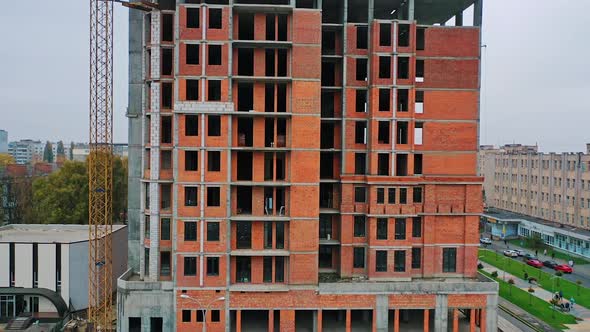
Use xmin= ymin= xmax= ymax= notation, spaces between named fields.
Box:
xmin=482 ymin=240 xmax=590 ymax=286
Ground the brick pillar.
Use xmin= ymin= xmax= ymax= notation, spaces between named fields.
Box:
xmin=394 ymin=309 xmax=400 ymax=332
xmin=372 ymin=309 xmax=377 ymax=332
xmin=452 ymin=309 xmax=459 ymax=332
xmin=469 ymin=309 xmax=476 ymax=332
xmin=423 ymin=309 xmax=429 ymax=332
xmin=280 ymin=310 xmax=296 ymax=332
xmin=345 ymin=310 xmax=351 ymax=332
xmin=317 ymin=310 xmax=323 ymax=332
xmin=269 ymin=310 xmax=274 ymax=332
xmin=236 ymin=310 xmax=242 ymax=332
xmin=474 ymin=309 xmax=479 ymax=326
xmin=480 ymin=309 xmax=486 ymax=332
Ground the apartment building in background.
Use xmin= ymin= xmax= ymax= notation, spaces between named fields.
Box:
xmin=7 ymin=140 xmax=43 ymax=165
xmin=480 ymin=143 xmax=590 ymax=257
xmin=0 ymin=130 xmax=7 ymax=153
xmin=118 ymin=1 xmax=497 ymax=331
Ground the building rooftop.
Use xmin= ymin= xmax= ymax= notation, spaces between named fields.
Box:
xmin=483 ymin=208 xmax=590 ymax=237
xmin=0 ymin=224 xmax=126 ymax=243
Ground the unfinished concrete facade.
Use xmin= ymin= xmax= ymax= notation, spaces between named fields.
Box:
xmin=119 ymin=0 xmax=497 ymax=331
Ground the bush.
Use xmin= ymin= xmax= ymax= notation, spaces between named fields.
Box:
xmin=477 ymin=263 xmax=484 ymax=270
xmin=491 ymin=271 xmax=498 ymax=278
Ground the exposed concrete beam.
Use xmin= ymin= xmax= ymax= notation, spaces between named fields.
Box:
xmin=455 ymin=11 xmax=463 ymax=26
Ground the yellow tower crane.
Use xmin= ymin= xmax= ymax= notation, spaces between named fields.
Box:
xmin=87 ymin=1 xmax=155 ymax=330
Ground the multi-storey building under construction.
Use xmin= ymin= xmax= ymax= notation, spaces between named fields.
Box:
xmin=118 ymin=0 xmax=498 ymax=331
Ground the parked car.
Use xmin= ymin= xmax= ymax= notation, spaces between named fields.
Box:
xmin=526 ymin=259 xmax=544 ymax=268
xmin=523 ymin=253 xmax=537 ymax=261
xmin=503 ymin=250 xmax=518 ymax=257
xmin=514 ymin=249 xmax=525 ymax=256
xmin=543 ymin=260 xmax=558 ymax=269
xmin=554 ymin=264 xmax=573 ymax=273
xmin=480 ymin=237 xmax=492 ymax=245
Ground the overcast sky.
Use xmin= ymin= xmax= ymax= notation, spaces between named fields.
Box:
xmin=1 ymin=0 xmax=589 ymax=152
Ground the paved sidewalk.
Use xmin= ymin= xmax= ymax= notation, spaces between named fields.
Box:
xmin=498 ymin=297 xmax=559 ymax=332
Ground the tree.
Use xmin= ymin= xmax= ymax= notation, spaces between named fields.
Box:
xmin=69 ymin=142 xmax=75 ymax=160
xmin=528 ymin=287 xmax=535 ymax=305
xmin=43 ymin=141 xmax=54 ymax=163
xmin=112 ymin=157 xmax=128 ymax=223
xmin=508 ymin=278 xmax=515 ymax=296
xmin=56 ymin=141 xmax=65 ymax=156
xmin=0 ymin=154 xmax=15 ymax=168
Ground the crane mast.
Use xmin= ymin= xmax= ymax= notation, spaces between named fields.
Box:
xmin=88 ymin=0 xmax=114 ymax=329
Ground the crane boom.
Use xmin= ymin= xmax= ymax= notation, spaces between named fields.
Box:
xmin=88 ymin=0 xmax=114 ymax=329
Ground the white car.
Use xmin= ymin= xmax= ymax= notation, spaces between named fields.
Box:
xmin=503 ymin=250 xmax=518 ymax=257
xmin=515 ymin=249 xmax=525 ymax=256
xmin=480 ymin=237 xmax=492 ymax=245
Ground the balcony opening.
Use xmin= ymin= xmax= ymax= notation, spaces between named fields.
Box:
xmin=296 ymin=0 xmax=315 ymax=8
xmin=348 ymin=1 xmax=368 ymax=23
xmin=275 ymin=256 xmax=285 ymax=281
xmin=356 ymin=58 xmax=367 ymax=81
xmin=161 ymin=184 xmax=171 ymax=209
xmin=208 ymin=80 xmax=221 ymax=101
xmin=414 ymin=154 xmax=423 ymax=175
xmin=186 ymin=44 xmax=199 ymax=65
xmin=277 ymin=118 xmax=287 ymax=147
xmin=265 ymin=118 xmax=274 ymax=147
xmin=376 ymin=218 xmax=387 ymax=239
xmin=319 ymin=246 xmax=333 ymax=268
xmin=263 ymin=256 xmax=272 ymax=281
xmin=161 ymin=48 xmax=173 ymax=76
xmin=277 ymin=84 xmax=287 ymax=112
xmin=355 ymin=121 xmax=367 ymax=144
xmin=207 ymin=187 xmax=221 ymax=206
xmin=161 ymin=150 xmax=172 ymax=170
xmin=236 ymin=151 xmax=253 ymax=180
xmin=319 ymin=215 xmax=332 ymax=239
xmin=397 ymin=57 xmax=409 ymax=79
xmin=322 ymin=0 xmax=343 ymax=24
xmin=184 ymin=186 xmax=198 ymax=206
xmin=238 ymin=48 xmax=254 ymax=76
xmin=356 ymin=25 xmax=368 ymax=49
xmin=320 ymin=183 xmax=334 ymax=208
xmin=264 ymin=187 xmax=274 ymax=214
xmin=236 ymin=186 xmax=252 ymax=214
xmin=379 ymin=56 xmax=391 ymax=79
xmin=277 ymin=14 xmax=288 ymax=41
xmin=237 ymin=118 xmax=253 ymax=147
xmin=161 ymin=116 xmax=172 ymax=143
xmin=378 ymin=121 xmax=390 ymax=144
xmin=413 ymin=187 xmax=423 ymax=203
xmin=416 ymin=60 xmax=424 ymax=81
xmin=162 ymin=83 xmax=173 ymax=108
xmin=276 ymin=153 xmax=286 ymax=180
xmin=162 ymin=14 xmax=174 ymax=42
xmin=187 ymin=8 xmax=200 ymax=29
xmin=277 ymin=49 xmax=288 ymax=77
xmin=264 ymin=152 xmax=274 ymax=181
xmin=321 ymin=310 xmax=347 ymax=331
xmin=209 ymin=8 xmax=222 ymax=29
xmin=321 ymin=91 xmax=335 ymax=117
xmin=208 ymin=45 xmax=222 ymax=65
xmin=265 ymin=49 xmax=276 ymax=76
xmin=238 ymin=13 xmax=254 ymax=40
xmin=208 ymin=115 xmax=221 ymax=136
xmin=159 ymin=0 xmax=175 ymax=10
xmin=321 ymin=123 xmax=334 ymax=149
xmin=377 ymin=188 xmax=384 ymax=204
xmin=186 ymin=79 xmax=199 ymax=101
xmin=236 ymin=256 xmax=251 ymax=282
xmin=322 ymin=31 xmax=336 ymax=55
xmin=208 ymin=151 xmax=221 ymax=172
xmin=262 ymin=84 xmax=274 ymax=113
xmin=397 ymin=89 xmax=408 ymax=112
xmin=415 ymin=90 xmax=424 ymax=114
xmin=398 ymin=24 xmax=409 ymax=47
xmin=378 ymin=153 xmax=389 ymax=176
xmin=379 ymin=88 xmax=390 ymax=112
xmin=321 ymin=61 xmax=336 ymax=86
xmin=395 ymin=218 xmax=406 ymax=240
xmin=354 ymin=152 xmax=366 ymax=175
xmin=396 ymin=122 xmax=408 ymax=144
xmin=320 ymin=152 xmax=334 ymax=179
xmin=266 ymin=14 xmax=276 ymax=40
xmin=185 ymin=150 xmax=198 ymax=171
xmin=238 ymin=83 xmax=254 ymax=111
xmin=417 ymin=28 xmax=426 ymax=50
xmin=379 ymin=23 xmax=391 ymax=46
xmin=276 ymin=188 xmax=286 ymax=214
xmin=355 ymin=89 xmax=367 ymax=113
xmin=414 ymin=122 xmax=423 ymax=145
xmin=396 ymin=154 xmax=408 ymax=176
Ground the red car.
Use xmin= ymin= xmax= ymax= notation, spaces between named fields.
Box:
xmin=526 ymin=259 xmax=544 ymax=268
xmin=554 ymin=264 xmax=573 ymax=273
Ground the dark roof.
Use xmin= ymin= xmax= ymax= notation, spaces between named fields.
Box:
xmin=483 ymin=208 xmax=590 ymax=237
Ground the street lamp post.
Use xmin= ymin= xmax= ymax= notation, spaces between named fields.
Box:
xmin=180 ymin=294 xmax=225 ymax=332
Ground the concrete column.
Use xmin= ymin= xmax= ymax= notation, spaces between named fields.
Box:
xmin=423 ymin=309 xmax=429 ymax=332
xmin=455 ymin=12 xmax=463 ymax=26
xmin=317 ymin=310 xmax=322 ymax=332
xmin=470 ymin=309 xmax=476 ymax=332
xmin=393 ymin=309 xmax=399 ymax=332
xmin=346 ymin=310 xmax=351 ymax=332
xmin=375 ymin=294 xmax=388 ymax=332
xmin=452 ymin=309 xmax=459 ymax=332
xmin=236 ymin=310 xmax=242 ymax=332
xmin=485 ymin=294 xmax=498 ymax=332
xmin=434 ymin=295 xmax=448 ymax=331
xmin=474 ymin=0 xmax=483 ymax=26
xmin=408 ymin=0 xmax=415 ymax=21
xmin=269 ymin=310 xmax=274 ymax=332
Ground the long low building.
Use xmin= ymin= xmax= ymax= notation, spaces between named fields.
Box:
xmin=482 ymin=208 xmax=590 ymax=258
xmin=0 ymin=224 xmax=127 ymax=323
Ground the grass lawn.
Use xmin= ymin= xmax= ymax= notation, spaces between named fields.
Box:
xmin=480 ymin=270 xmax=577 ymax=330
xmin=508 ymin=239 xmax=590 ymax=265
xmin=479 ymin=249 xmax=590 ymax=309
